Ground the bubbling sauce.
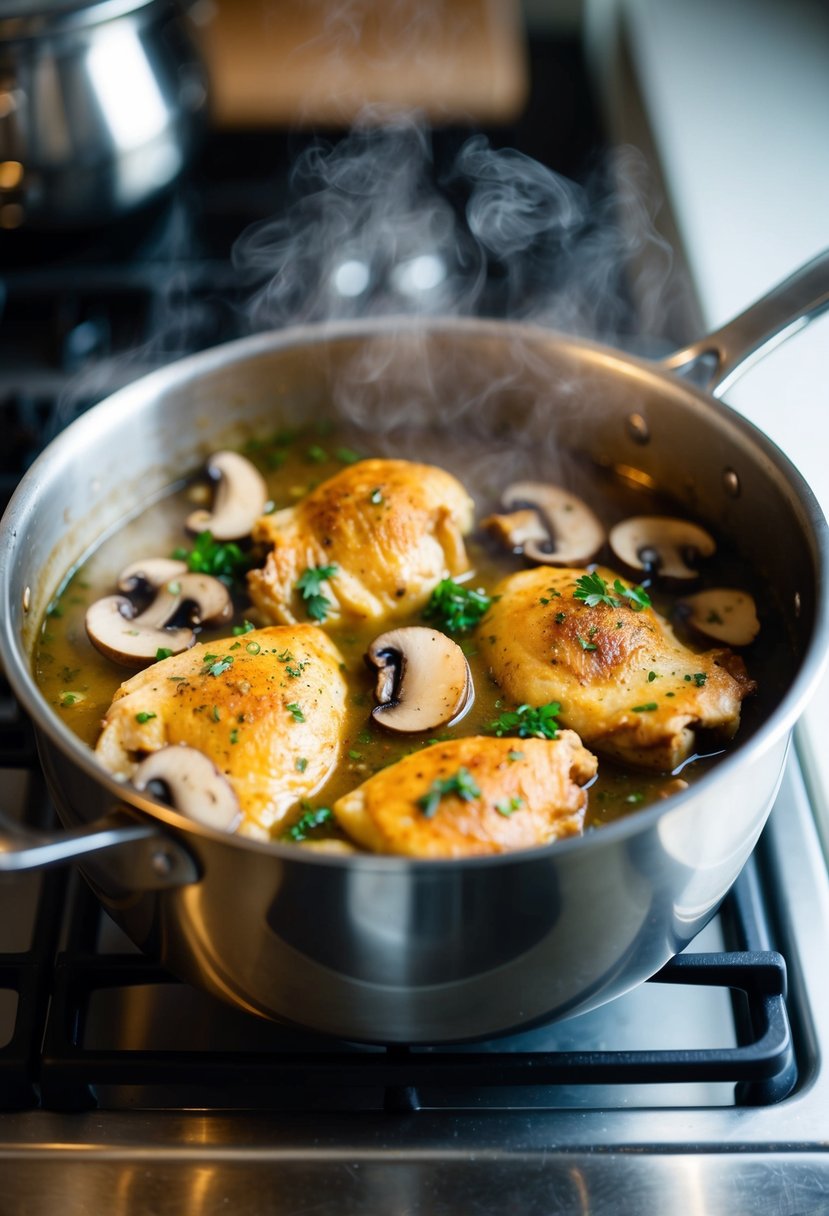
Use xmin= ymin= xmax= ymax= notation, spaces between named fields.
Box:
xmin=32 ymin=422 xmax=784 ymax=845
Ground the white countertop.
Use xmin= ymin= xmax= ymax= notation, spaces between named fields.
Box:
xmin=589 ymin=0 xmax=829 ymax=813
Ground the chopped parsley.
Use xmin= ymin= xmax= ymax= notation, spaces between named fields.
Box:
xmin=296 ymin=564 xmax=338 ymax=623
xmin=632 ymin=702 xmax=658 ymax=713
xmin=156 ymin=647 xmax=173 ymax=661
xmin=417 ymin=767 xmax=481 ymax=818
xmin=495 ymin=796 xmax=524 ymax=817
xmin=172 ymin=530 xmax=250 ymax=586
xmin=285 ymin=660 xmax=309 ymax=679
xmin=284 ymin=806 xmax=333 ymax=841
xmin=488 ymin=702 xmax=560 ymax=740
xmin=336 ymin=447 xmax=362 ymax=465
xmin=423 ymin=578 xmax=494 ymax=634
xmin=577 ymin=634 xmax=597 ymax=651
xmin=59 ymin=691 xmax=85 ymax=707
xmin=295 ymin=757 xmax=308 ymax=772
xmin=573 ymin=571 xmax=652 ymax=613
xmin=554 ymin=611 xmax=567 ymax=624
xmin=233 ymin=620 xmax=255 ymax=636
xmin=305 ymin=444 xmax=328 ymax=464
xmin=286 ymin=702 xmax=305 ymax=722
xmin=203 ymin=655 xmax=234 ymax=677
xmin=135 ymin=711 xmax=157 ymax=724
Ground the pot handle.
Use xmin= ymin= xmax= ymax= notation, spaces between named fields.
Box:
xmin=660 ymin=248 xmax=829 ymax=396
xmin=0 ymin=808 xmax=198 ymax=890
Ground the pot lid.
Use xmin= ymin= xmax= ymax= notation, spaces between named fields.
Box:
xmin=0 ymin=0 xmax=158 ymax=39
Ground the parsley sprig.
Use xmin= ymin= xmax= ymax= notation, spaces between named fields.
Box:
xmin=296 ymin=564 xmax=338 ymax=622
xmin=573 ymin=571 xmax=652 ymax=612
xmin=487 ymin=702 xmax=560 ymax=740
xmin=417 ymin=767 xmax=481 ymax=818
xmin=172 ymin=531 xmax=251 ymax=586
xmin=423 ymin=579 xmax=495 ymax=634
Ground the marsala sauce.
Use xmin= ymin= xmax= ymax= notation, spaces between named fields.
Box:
xmin=32 ymin=423 xmax=786 ymax=846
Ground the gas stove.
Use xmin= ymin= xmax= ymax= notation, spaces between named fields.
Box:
xmin=1 ymin=22 xmax=829 ymax=1216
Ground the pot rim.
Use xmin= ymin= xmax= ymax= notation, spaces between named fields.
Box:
xmin=2 ymin=313 xmax=828 ymax=869
xmin=0 ymin=0 xmax=159 ymax=41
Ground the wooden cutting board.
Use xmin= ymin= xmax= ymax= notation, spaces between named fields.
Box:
xmin=194 ymin=0 xmax=528 ymax=128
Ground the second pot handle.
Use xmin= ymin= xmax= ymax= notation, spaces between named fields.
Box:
xmin=660 ymin=248 xmax=829 ymax=397
xmin=0 ymin=807 xmax=199 ymax=890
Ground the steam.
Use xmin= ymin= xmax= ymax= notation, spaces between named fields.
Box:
xmin=232 ymin=116 xmax=674 ymax=342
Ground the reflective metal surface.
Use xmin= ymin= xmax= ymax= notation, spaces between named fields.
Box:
xmin=0 ymin=0 xmax=207 ymax=230
xmin=0 ymin=761 xmax=827 ymax=1214
xmin=0 ymin=310 xmax=827 ymax=1041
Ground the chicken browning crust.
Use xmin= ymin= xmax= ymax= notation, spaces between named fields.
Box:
xmin=95 ymin=625 xmax=348 ymax=838
xmin=479 ymin=566 xmax=756 ymax=772
xmin=333 ymin=733 xmax=598 ymax=858
xmin=248 ymin=458 xmax=474 ymax=626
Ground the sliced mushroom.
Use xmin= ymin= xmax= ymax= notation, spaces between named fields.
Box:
xmin=85 ymin=573 xmax=232 ymax=666
xmin=118 ymin=557 xmax=188 ymax=596
xmin=186 ymin=450 xmax=268 ymax=541
xmin=366 ymin=626 xmax=473 ymax=733
xmin=133 ymin=745 xmax=241 ymax=832
xmin=679 ymin=588 xmax=760 ymax=646
xmin=484 ymin=483 xmax=605 ymax=565
xmin=609 ymin=516 xmax=716 ymax=580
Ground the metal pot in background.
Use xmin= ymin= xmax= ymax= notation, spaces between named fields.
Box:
xmin=0 ymin=0 xmax=208 ymax=232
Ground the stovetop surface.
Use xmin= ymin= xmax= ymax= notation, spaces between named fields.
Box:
xmin=1 ymin=31 xmax=829 ymax=1216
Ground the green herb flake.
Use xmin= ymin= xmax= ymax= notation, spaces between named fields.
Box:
xmin=306 ymin=444 xmax=328 ymax=464
xmin=647 ymin=671 xmax=658 ymax=682
xmin=348 ymin=749 xmax=363 ymax=761
xmin=632 ymin=703 xmax=658 ymax=713
xmin=417 ymin=767 xmax=482 ymax=818
xmin=230 ymin=728 xmax=240 ymax=744
xmin=336 ymin=447 xmax=362 ymax=465
xmin=625 ymin=792 xmax=645 ymax=804
xmin=296 ymin=564 xmax=338 ymax=623
xmin=295 ymin=757 xmax=308 ymax=773
xmin=507 ymin=749 xmax=525 ymax=762
xmin=577 ymin=634 xmax=597 ymax=651
xmin=554 ymin=611 xmax=567 ymax=624
xmin=204 ymin=656 xmax=234 ymax=677
xmin=693 ymin=672 xmax=708 ymax=686
xmin=284 ymin=806 xmax=333 ymax=842
xmin=495 ymin=796 xmax=524 ymax=817
xmin=232 ymin=620 xmax=256 ymax=636
xmin=423 ymin=578 xmax=495 ymax=634
xmin=285 ymin=660 xmax=309 ymax=679
xmin=574 ymin=571 xmax=619 ymax=608
xmin=135 ymin=711 xmax=157 ymax=724
xmin=156 ymin=647 xmax=173 ymax=661
xmin=286 ymin=702 xmax=305 ymax=723
xmin=59 ymin=691 xmax=85 ymax=707
xmin=615 ymin=579 xmax=652 ymax=611
xmin=488 ymin=702 xmax=560 ymax=740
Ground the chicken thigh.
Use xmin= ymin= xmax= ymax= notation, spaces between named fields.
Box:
xmin=248 ymin=458 xmax=474 ymax=626
xmin=95 ymin=625 xmax=348 ymax=838
xmin=480 ymin=567 xmax=755 ymax=772
xmin=333 ymin=733 xmax=598 ymax=858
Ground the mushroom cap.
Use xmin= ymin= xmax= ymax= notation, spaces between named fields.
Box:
xmin=609 ymin=516 xmax=716 ymax=579
xmin=679 ymin=588 xmax=760 ymax=646
xmin=85 ymin=596 xmax=195 ymax=666
xmin=85 ymin=574 xmax=231 ymax=666
xmin=133 ymin=745 xmax=241 ymax=832
xmin=118 ymin=558 xmax=188 ymax=596
xmin=186 ymin=450 xmax=268 ymax=541
xmin=366 ymin=626 xmax=473 ymax=733
xmin=496 ymin=483 xmax=606 ymax=565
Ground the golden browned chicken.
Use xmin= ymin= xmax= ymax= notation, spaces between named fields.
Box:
xmin=95 ymin=625 xmax=348 ymax=838
xmin=248 ymin=458 xmax=474 ymax=626
xmin=479 ymin=567 xmax=755 ymax=772
xmin=332 ymin=734 xmax=598 ymax=858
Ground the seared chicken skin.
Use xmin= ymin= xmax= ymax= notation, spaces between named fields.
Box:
xmin=248 ymin=458 xmax=474 ymax=626
xmin=95 ymin=625 xmax=348 ymax=838
xmin=480 ymin=567 xmax=755 ymax=772
xmin=333 ymin=734 xmax=598 ymax=858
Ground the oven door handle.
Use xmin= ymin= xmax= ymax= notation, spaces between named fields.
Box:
xmin=0 ymin=808 xmax=199 ymax=890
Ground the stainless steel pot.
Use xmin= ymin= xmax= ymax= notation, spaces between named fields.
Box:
xmin=0 ymin=252 xmax=827 ymax=1044
xmin=0 ymin=0 xmax=207 ymax=231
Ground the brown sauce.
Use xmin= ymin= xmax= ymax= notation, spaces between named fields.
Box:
xmin=32 ymin=422 xmax=784 ymax=844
